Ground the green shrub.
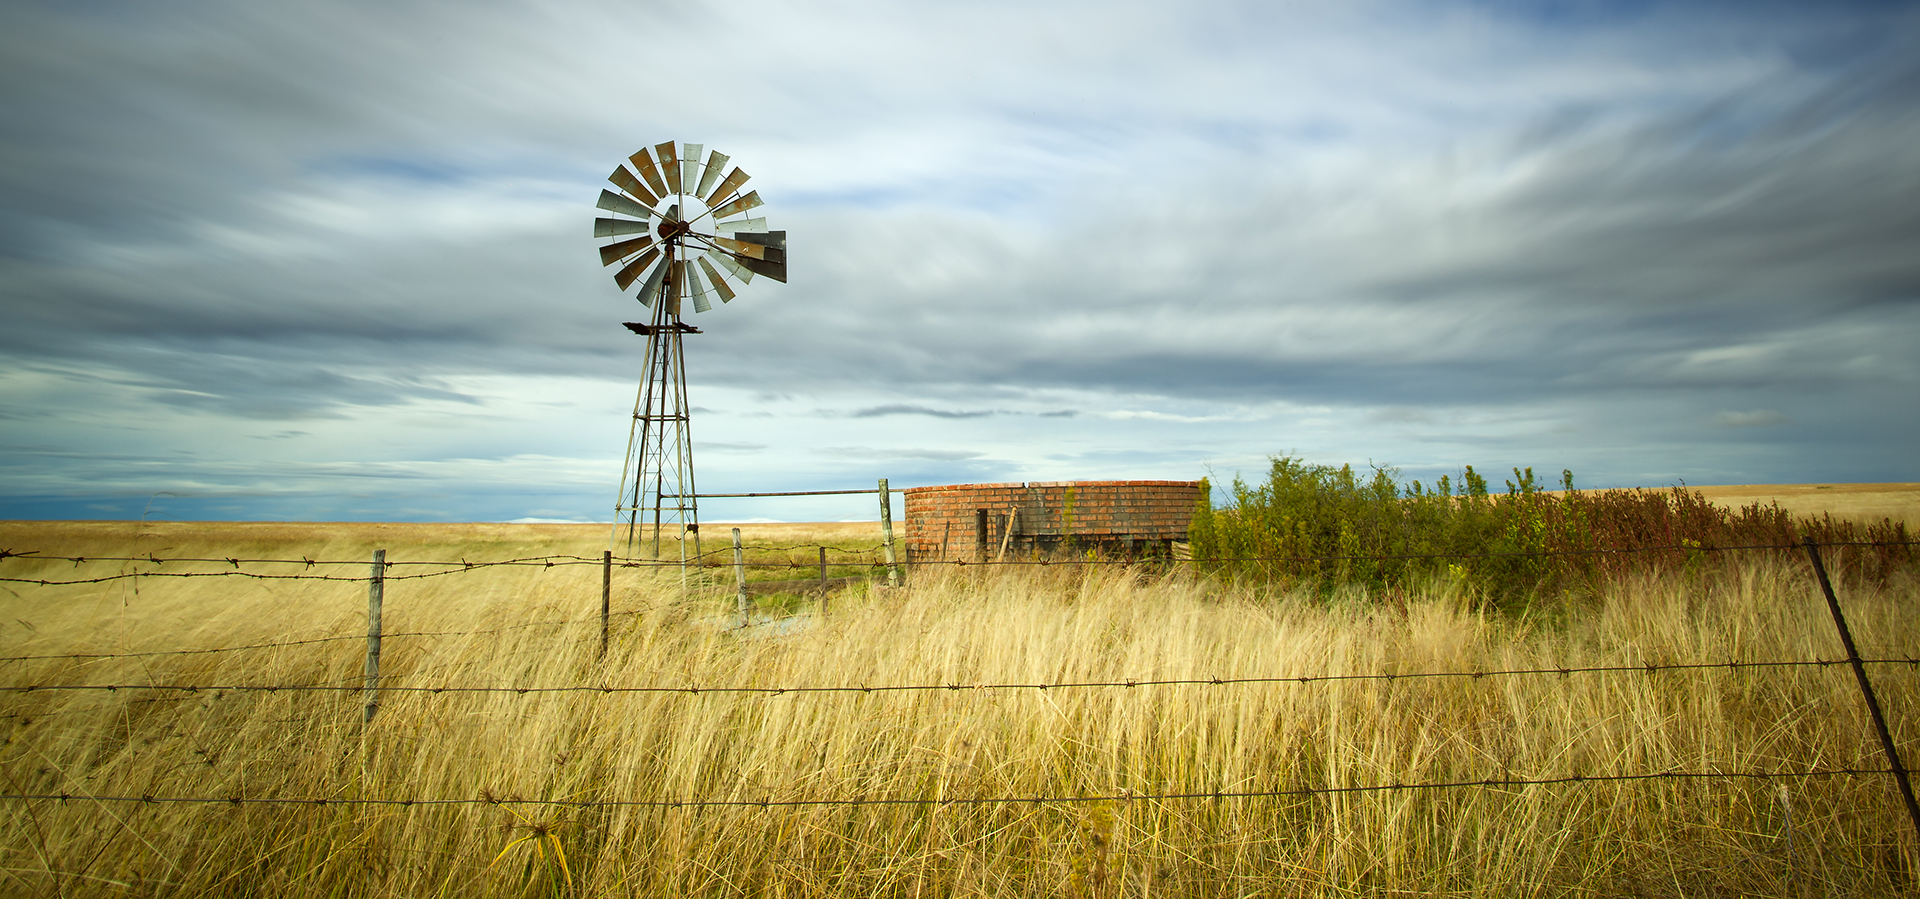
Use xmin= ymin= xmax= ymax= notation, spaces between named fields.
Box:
xmin=1190 ymin=456 xmax=1913 ymax=606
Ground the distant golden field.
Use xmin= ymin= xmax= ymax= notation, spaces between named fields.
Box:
xmin=1 ymin=493 xmax=1917 ymax=896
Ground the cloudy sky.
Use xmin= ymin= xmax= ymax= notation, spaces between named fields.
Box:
xmin=2 ymin=0 xmax=1916 ymax=523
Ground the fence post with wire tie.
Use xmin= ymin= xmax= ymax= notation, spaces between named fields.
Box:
xmin=363 ymin=549 xmax=384 ymax=724
xmin=732 ymin=528 xmax=750 ymax=629
xmin=600 ymin=549 xmax=611 ymax=659
xmin=879 ymin=478 xmax=899 ymax=587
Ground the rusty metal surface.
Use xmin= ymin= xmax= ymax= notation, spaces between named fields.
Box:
xmin=710 ymin=190 xmax=762 ymax=220
xmin=712 ymin=235 xmax=773 ymax=261
xmin=711 ymin=216 xmax=766 ymax=233
xmin=689 ymin=264 xmax=713 ymax=313
xmin=613 ymin=247 xmax=662 ymax=290
xmin=706 ymin=167 xmax=749 ymax=205
xmin=706 ymin=248 xmax=754 ymax=285
xmin=599 ymin=235 xmax=654 ymax=266
xmin=595 ymin=217 xmax=650 ymax=237
xmin=635 ymin=254 xmax=670 ymax=304
xmin=680 ymin=143 xmax=703 ymax=198
xmin=657 ymin=141 xmax=681 ymax=194
xmin=696 ymin=150 xmax=728 ymax=199
xmin=628 ymin=148 xmax=668 ymax=197
xmin=668 ymin=259 xmax=686 ymax=316
xmin=732 ymin=230 xmax=785 ymax=252
xmin=608 ymin=166 xmax=659 ymax=207
xmin=596 ymin=189 xmax=650 ymax=218
xmin=696 ymin=257 xmax=736 ymax=303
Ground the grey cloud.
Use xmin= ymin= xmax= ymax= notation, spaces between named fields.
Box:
xmin=1709 ymin=410 xmax=1792 ymax=428
xmin=850 ymin=405 xmax=996 ymax=419
xmin=817 ymin=447 xmax=987 ymax=461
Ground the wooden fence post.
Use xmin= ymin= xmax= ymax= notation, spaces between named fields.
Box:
xmin=818 ymin=546 xmax=829 ymax=617
xmin=363 ymin=549 xmax=384 ymax=724
xmin=600 ymin=549 xmax=611 ymax=659
xmin=733 ymin=528 xmax=750 ymax=628
xmin=879 ymin=478 xmax=899 ymax=587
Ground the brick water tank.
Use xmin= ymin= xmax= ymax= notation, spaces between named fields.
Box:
xmin=903 ymin=480 xmax=1204 ymax=562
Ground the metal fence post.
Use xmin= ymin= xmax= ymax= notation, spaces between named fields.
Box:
xmin=363 ymin=549 xmax=384 ymax=724
xmin=1804 ymin=536 xmax=1920 ymax=843
xmin=879 ymin=478 xmax=899 ymax=587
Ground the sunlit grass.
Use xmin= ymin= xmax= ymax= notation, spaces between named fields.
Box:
xmin=1 ymin=522 xmax=1917 ymax=896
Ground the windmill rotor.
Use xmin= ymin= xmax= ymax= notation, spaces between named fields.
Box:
xmin=594 ymin=140 xmax=785 ymax=559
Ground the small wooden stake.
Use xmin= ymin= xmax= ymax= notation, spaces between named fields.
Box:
xmin=995 ymin=509 xmax=1018 ymax=563
xmin=819 ymin=546 xmax=829 ymax=618
xmin=363 ymin=549 xmax=384 ymax=724
xmin=600 ymin=549 xmax=612 ymax=659
xmin=732 ymin=528 xmax=750 ymax=629
xmin=879 ymin=478 xmax=899 ymax=587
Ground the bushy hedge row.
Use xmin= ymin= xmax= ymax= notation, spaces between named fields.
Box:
xmin=1188 ymin=456 xmax=1913 ymax=603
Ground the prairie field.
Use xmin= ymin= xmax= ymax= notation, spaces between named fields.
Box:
xmin=2 ymin=515 xmax=1919 ymax=897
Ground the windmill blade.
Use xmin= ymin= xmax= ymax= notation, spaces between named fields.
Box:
xmin=697 ymin=256 xmax=737 ymax=303
xmin=712 ymin=235 xmax=781 ymax=263
xmin=705 ymin=167 xmax=749 ymax=206
xmin=628 ymin=148 xmax=668 ymax=197
xmin=712 ymin=216 xmax=766 ymax=233
xmin=595 ymin=217 xmax=650 ymax=237
xmin=657 ymin=141 xmax=681 ymax=194
xmin=732 ymin=230 xmax=786 ymax=253
xmin=635 ymin=255 xmax=670 ymax=306
xmin=710 ymin=190 xmax=762 ymax=220
xmin=696 ymin=150 xmax=728 ymax=199
xmin=689 ymin=262 xmax=713 ymax=313
xmin=736 ymin=256 xmax=787 ymax=283
xmin=680 ymin=143 xmax=703 ymax=198
xmin=599 ymin=235 xmax=654 ymax=267
xmin=608 ymin=166 xmax=659 ymax=208
xmin=730 ymin=230 xmax=787 ymax=282
xmin=596 ymin=189 xmax=651 ymax=218
xmin=663 ymin=203 xmax=680 ymax=223
xmin=614 ymin=247 xmax=663 ymax=291
xmin=667 ymin=259 xmax=685 ymax=316
xmin=707 ymin=247 xmax=754 ymax=285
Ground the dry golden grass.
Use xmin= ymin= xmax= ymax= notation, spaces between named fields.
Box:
xmin=2 ymin=520 xmax=1918 ymax=896
xmin=1688 ymin=483 xmax=1920 ymax=531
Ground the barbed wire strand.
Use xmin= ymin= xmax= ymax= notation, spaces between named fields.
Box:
xmin=0 ymin=767 xmax=1888 ymax=810
xmin=7 ymin=657 xmax=1916 ymax=697
xmin=4 ymin=539 xmax=1913 ymax=587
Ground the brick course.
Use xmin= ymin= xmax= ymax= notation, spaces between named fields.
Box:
xmin=901 ymin=480 xmax=1203 ymax=562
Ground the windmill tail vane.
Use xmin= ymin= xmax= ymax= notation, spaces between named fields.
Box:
xmin=593 ymin=140 xmax=785 ymax=560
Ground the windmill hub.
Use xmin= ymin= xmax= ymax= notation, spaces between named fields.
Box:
xmin=657 ymin=219 xmax=692 ymax=241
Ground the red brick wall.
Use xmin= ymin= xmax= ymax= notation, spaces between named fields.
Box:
xmin=901 ymin=480 xmax=1203 ymax=562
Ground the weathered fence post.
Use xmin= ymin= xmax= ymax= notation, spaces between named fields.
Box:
xmin=879 ymin=478 xmax=899 ymax=587
xmin=1804 ymin=536 xmax=1920 ymax=843
xmin=363 ymin=549 xmax=384 ymax=724
xmin=818 ymin=546 xmax=829 ymax=617
xmin=600 ymin=549 xmax=612 ymax=659
xmin=732 ymin=527 xmax=750 ymax=629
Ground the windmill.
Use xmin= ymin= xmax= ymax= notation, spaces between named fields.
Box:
xmin=594 ymin=141 xmax=786 ymax=559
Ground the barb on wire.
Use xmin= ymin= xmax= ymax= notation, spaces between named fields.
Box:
xmin=0 ymin=598 xmax=714 ymax=664
xmin=9 ymin=657 xmax=1913 ymax=697
xmin=0 ymin=767 xmax=1887 ymax=810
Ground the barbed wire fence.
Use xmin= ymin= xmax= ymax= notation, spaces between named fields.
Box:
xmin=3 ymin=506 xmax=1919 ymax=852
